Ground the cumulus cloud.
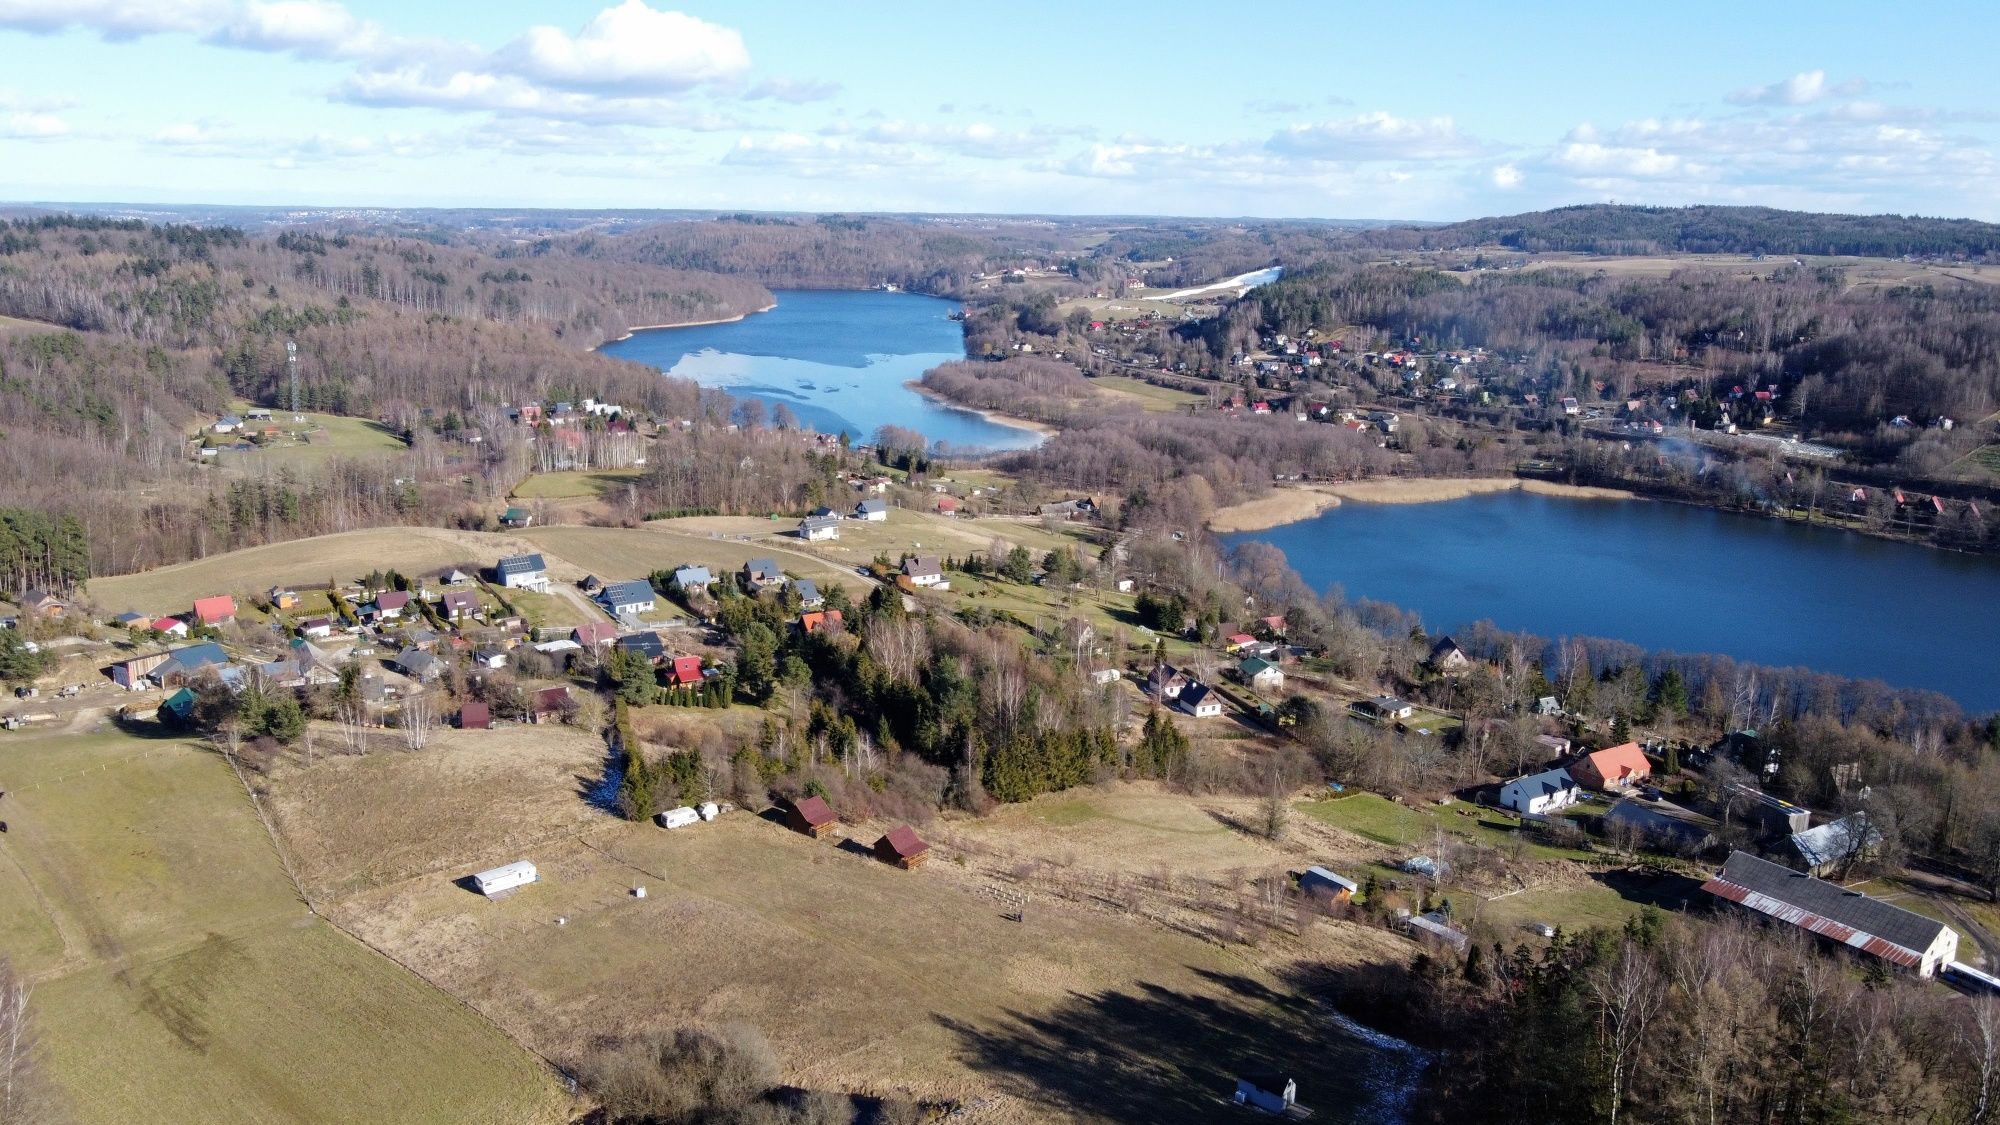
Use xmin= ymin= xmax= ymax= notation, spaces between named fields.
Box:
xmin=1266 ymin=111 xmax=1483 ymax=160
xmin=497 ymin=1 xmax=748 ymax=95
xmin=1492 ymin=163 xmax=1522 ymax=188
xmin=207 ymin=0 xmax=398 ymax=60
xmin=1728 ymin=70 xmax=1868 ymax=107
xmin=2 ymin=110 xmax=68 ymax=138
xmin=0 ymin=0 xmax=224 ymax=38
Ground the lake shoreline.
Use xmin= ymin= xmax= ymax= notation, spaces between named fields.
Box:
xmin=905 ymin=381 xmax=1058 ymax=438
xmin=1207 ymin=477 xmax=1634 ymax=532
xmin=593 ymin=302 xmax=778 ymax=350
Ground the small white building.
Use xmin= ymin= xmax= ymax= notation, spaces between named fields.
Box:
xmin=1177 ymin=682 xmax=1223 ymax=718
xmin=470 ymin=860 xmax=538 ymax=896
xmin=1090 ymin=667 xmax=1122 ymax=685
xmin=698 ymin=802 xmax=720 ymax=821
xmin=855 ymin=498 xmax=889 ymax=521
xmin=799 ymin=515 xmax=841 ymax=541
xmin=1499 ymin=767 xmax=1584 ymax=817
xmin=656 ymin=806 xmax=701 ymax=829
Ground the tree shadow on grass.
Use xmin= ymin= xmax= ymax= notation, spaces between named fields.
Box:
xmin=936 ymin=964 xmax=1401 ymax=1124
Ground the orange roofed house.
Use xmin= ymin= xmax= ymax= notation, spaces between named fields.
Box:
xmin=192 ymin=594 xmax=237 ymax=627
xmin=1570 ymin=742 xmax=1652 ymax=792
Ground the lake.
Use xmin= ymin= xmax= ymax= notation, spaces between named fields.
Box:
xmin=602 ymin=289 xmax=1043 ymax=451
xmin=1225 ymin=490 xmax=2000 ymax=711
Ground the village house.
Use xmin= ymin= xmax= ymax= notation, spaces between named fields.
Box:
xmin=854 ymin=498 xmax=888 ymax=521
xmin=1704 ymin=851 xmax=1958 ymax=977
xmin=572 ymin=621 xmax=619 ymax=648
xmin=1297 ymin=867 xmax=1357 ymax=901
xmin=149 ymin=641 xmax=231 ymax=688
xmin=267 ymin=587 xmax=299 ymax=610
xmin=1499 ymin=767 xmax=1583 ymax=817
xmin=112 ymin=611 xmax=148 ymax=629
xmin=872 ymin=825 xmax=929 ymax=870
xmin=781 ymin=795 xmax=838 ymax=838
xmin=1238 ymin=656 xmax=1284 ymax=693
xmin=901 ymin=556 xmax=944 ymax=588
xmin=1089 ymin=667 xmax=1122 ymax=685
xmin=1177 ymin=681 xmax=1223 ymax=718
xmin=370 ymin=590 xmax=411 ymax=620
xmin=495 ymin=554 xmax=550 ymax=592
xmin=1605 ymin=797 xmax=1714 ymax=852
xmin=457 ymin=701 xmax=490 ymax=730
xmin=935 ymin=495 xmax=958 ymax=517
xmin=1570 ymin=742 xmax=1652 ymax=792
xmin=667 ymin=654 xmax=705 ymax=687
xmin=599 ymin=580 xmax=657 ymax=618
xmin=672 ymin=565 xmax=712 ymax=592
xmin=615 ymin=631 xmax=666 ymax=664
xmin=793 ymin=579 xmax=823 ymax=609
xmin=152 ymin=617 xmax=190 ymax=639
xmin=192 ymin=594 xmax=237 ymax=627
xmin=1144 ymin=663 xmax=1187 ymax=700
xmin=500 ymin=506 xmax=533 ymax=529
xmin=798 ymin=514 xmax=841 ymax=541
xmin=1726 ymin=783 xmax=1813 ymax=838
xmin=1788 ymin=813 xmax=1881 ymax=877
xmin=742 ymin=558 xmax=787 ymax=593
xmin=391 ymin=648 xmax=442 ymax=683
xmin=529 ymin=685 xmax=571 ymax=723
xmin=439 ymin=589 xmax=481 ymax=621
xmin=1224 ymin=633 xmax=1258 ymax=654
xmin=1426 ymin=635 xmax=1471 ymax=675
xmin=111 ymin=651 xmax=173 ymax=690
xmin=1358 ymin=695 xmax=1414 ymax=722
xmin=799 ymin=609 xmax=843 ymax=635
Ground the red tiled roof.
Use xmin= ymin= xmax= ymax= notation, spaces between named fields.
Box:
xmin=670 ymin=654 xmax=704 ymax=685
xmin=1582 ymin=742 xmax=1651 ymax=784
xmin=192 ymin=595 xmax=236 ymax=624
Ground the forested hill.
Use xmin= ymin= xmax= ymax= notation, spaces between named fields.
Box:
xmin=587 ymin=214 xmax=1069 ymax=293
xmin=1369 ymin=204 xmax=2000 ymax=258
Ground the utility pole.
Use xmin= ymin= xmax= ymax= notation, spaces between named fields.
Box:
xmin=286 ymin=339 xmax=302 ymax=420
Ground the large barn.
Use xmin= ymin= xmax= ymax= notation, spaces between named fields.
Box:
xmin=1702 ymin=851 xmax=1959 ymax=977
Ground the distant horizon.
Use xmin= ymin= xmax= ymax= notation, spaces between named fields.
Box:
xmin=5 ymin=197 xmax=1995 ymax=230
xmin=4 ymin=2 xmax=1997 ymax=221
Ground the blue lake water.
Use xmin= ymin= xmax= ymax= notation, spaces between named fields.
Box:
xmin=1225 ymin=490 xmax=2000 ymax=711
xmin=602 ymin=289 xmax=1043 ymax=452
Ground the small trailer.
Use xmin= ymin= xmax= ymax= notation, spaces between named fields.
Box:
xmin=469 ymin=860 xmax=538 ymax=897
xmin=656 ymin=807 xmax=701 ymax=830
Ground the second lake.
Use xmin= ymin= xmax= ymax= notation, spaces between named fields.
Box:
xmin=601 ymin=289 xmax=1044 ymax=452
xmin=1224 ymin=489 xmax=2000 ymax=712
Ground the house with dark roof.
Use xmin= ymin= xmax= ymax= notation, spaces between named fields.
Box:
xmin=1177 ymin=681 xmax=1223 ymax=718
xmin=1238 ymin=656 xmax=1283 ymax=692
xmin=872 ymin=825 xmax=929 ymax=869
xmin=1426 ymin=635 xmax=1471 ymax=674
xmin=1605 ymin=797 xmax=1715 ymax=852
xmin=1297 ymin=867 xmax=1357 ymax=901
xmin=392 ymin=648 xmax=443 ymax=682
xmin=370 ymin=590 xmax=411 ymax=620
xmin=529 ymin=685 xmax=571 ymax=722
xmin=440 ymin=590 xmax=481 ymax=621
xmin=854 ymin=497 xmax=888 ymax=521
xmin=500 ymin=506 xmax=533 ymax=528
xmin=798 ymin=514 xmax=842 ymax=541
xmin=901 ymin=555 xmax=943 ymax=588
xmin=1703 ymin=851 xmax=1959 ymax=977
xmin=793 ymin=579 xmax=822 ymax=608
xmin=494 ymin=554 xmax=549 ymax=591
xmin=742 ymin=558 xmax=786 ymax=592
xmin=1499 ymin=767 xmax=1583 ymax=817
xmin=599 ymin=580 xmax=657 ymax=617
xmin=781 ymin=795 xmax=838 ymax=838
xmin=1144 ymin=663 xmax=1187 ymax=700
xmin=1358 ymin=695 xmax=1414 ymax=722
xmin=615 ymin=631 xmax=666 ymax=664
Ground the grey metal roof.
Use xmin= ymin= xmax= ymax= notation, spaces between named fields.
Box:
xmin=673 ymin=565 xmax=711 ymax=585
xmin=1791 ymin=814 xmax=1881 ymax=870
xmin=1506 ymin=767 xmax=1577 ymax=800
xmin=1704 ymin=851 xmax=1950 ymax=964
xmin=600 ymin=580 xmax=655 ymax=606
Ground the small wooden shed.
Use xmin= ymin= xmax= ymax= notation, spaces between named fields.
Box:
xmin=782 ymin=795 xmax=838 ymax=838
xmin=872 ymin=825 xmax=930 ymax=870
xmin=457 ymin=701 xmax=490 ymax=730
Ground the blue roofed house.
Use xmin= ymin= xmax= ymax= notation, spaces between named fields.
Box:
xmin=672 ymin=565 xmax=711 ymax=592
xmin=1500 ymin=767 xmax=1584 ymax=817
xmin=599 ymin=580 xmax=657 ymax=617
xmin=854 ymin=497 xmax=889 ymax=521
xmin=495 ymin=553 xmax=550 ymax=592
xmin=793 ymin=579 xmax=823 ymax=609
xmin=149 ymin=642 xmax=230 ymax=688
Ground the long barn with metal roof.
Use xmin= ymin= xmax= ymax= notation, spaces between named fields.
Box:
xmin=1702 ymin=851 xmax=1959 ymax=977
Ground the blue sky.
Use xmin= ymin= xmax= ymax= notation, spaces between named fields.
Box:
xmin=2 ymin=0 xmax=1997 ymax=220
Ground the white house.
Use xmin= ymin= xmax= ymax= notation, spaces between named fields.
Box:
xmin=599 ymin=580 xmax=657 ymax=617
xmin=1499 ymin=768 xmax=1584 ymax=817
xmin=799 ymin=514 xmax=841 ymax=541
xmin=673 ymin=565 xmax=711 ymax=592
xmin=855 ymin=498 xmax=889 ymax=521
xmin=1090 ymin=667 xmax=1122 ymax=685
xmin=902 ymin=556 xmax=944 ymax=587
xmin=1177 ymin=682 xmax=1224 ymax=718
xmin=469 ymin=860 xmax=538 ymax=896
xmin=495 ymin=554 xmax=550 ymax=592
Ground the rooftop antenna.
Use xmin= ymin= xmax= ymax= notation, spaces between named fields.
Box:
xmin=286 ymin=339 xmax=303 ymax=421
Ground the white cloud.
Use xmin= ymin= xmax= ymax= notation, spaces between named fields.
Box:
xmin=744 ymin=77 xmax=839 ymax=104
xmin=498 ymin=1 xmax=748 ymax=95
xmin=1267 ymin=111 xmax=1482 ymax=160
xmin=2 ymin=110 xmax=68 ymax=138
xmin=1492 ymin=163 xmax=1522 ymax=189
xmin=207 ymin=0 xmax=393 ymax=59
xmin=0 ymin=0 xmax=224 ymax=38
xmin=723 ymin=132 xmax=937 ymax=174
xmin=1728 ymin=70 xmax=1868 ymax=107
xmin=829 ymin=120 xmax=1067 ymax=159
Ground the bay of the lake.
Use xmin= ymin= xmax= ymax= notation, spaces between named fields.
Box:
xmin=602 ymin=289 xmax=1042 ymax=451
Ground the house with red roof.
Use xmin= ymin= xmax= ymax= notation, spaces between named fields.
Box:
xmin=668 ymin=654 xmax=704 ymax=686
xmin=1570 ymin=742 xmax=1653 ymax=792
xmin=571 ymin=621 xmax=619 ymax=648
xmin=192 ymin=595 xmax=236 ymax=627
xmin=153 ymin=617 xmax=190 ymax=638
xmin=873 ymin=825 xmax=930 ymax=870
xmin=800 ymin=609 xmax=843 ymax=635
xmin=782 ymin=795 xmax=838 ymax=838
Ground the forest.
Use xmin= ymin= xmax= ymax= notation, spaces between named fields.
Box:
xmin=1365 ymin=203 xmax=2000 ymax=258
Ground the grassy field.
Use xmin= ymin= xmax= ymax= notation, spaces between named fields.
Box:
xmin=1088 ymin=375 xmax=1204 ymax=412
xmin=525 ymin=523 xmax=861 ymax=588
xmin=0 ymin=313 xmax=61 ymax=337
xmin=89 ymin=527 xmax=534 ymax=615
xmin=211 ymin=404 xmax=408 ymax=473
xmin=0 ymin=729 xmax=571 ymax=1124
xmin=511 ymin=469 xmax=645 ymax=500
xmin=1297 ymin=792 xmax=1594 ymax=863
xmin=257 ymin=744 xmax=1410 ymax=1122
